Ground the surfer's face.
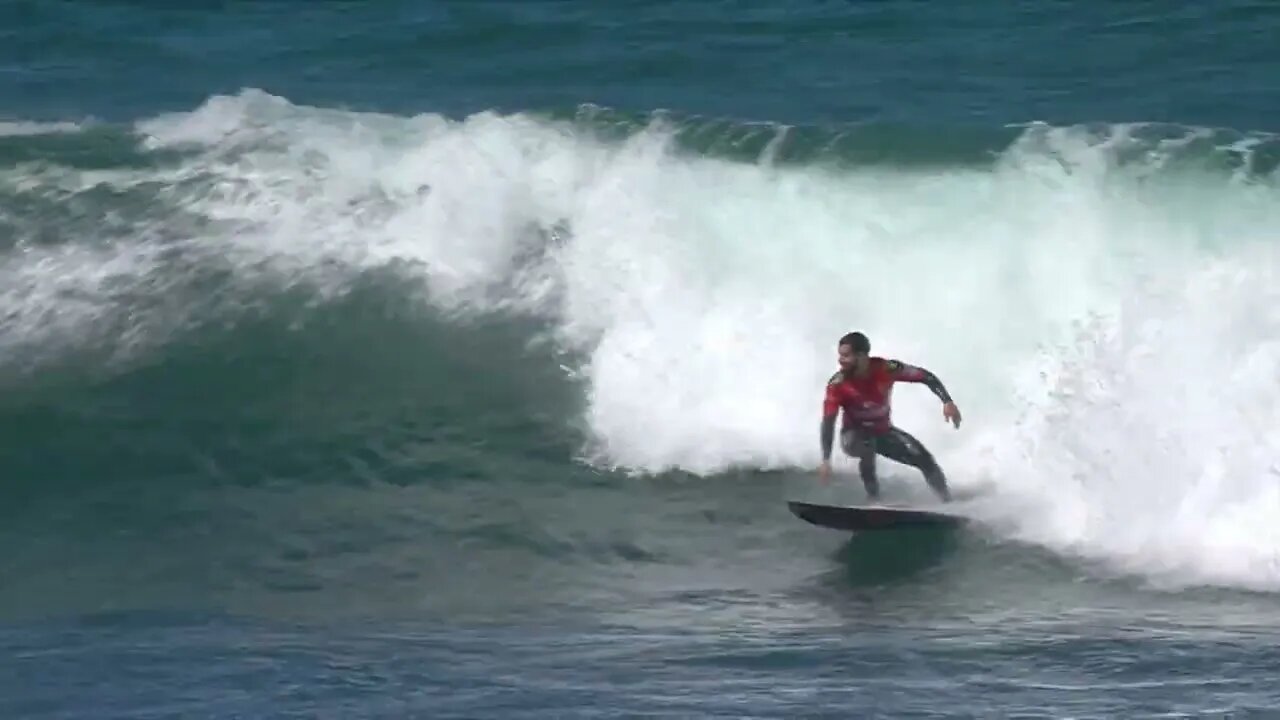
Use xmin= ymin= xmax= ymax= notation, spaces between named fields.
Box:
xmin=838 ymin=344 xmax=867 ymax=373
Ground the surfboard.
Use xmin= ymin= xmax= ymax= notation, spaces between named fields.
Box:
xmin=787 ymin=500 xmax=966 ymax=531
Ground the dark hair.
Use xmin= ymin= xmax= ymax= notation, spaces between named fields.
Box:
xmin=838 ymin=331 xmax=870 ymax=353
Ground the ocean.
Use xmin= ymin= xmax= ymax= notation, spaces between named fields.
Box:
xmin=3 ymin=2 xmax=1280 ymax=717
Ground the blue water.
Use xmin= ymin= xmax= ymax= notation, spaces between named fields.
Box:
xmin=8 ymin=3 xmax=1278 ymax=128
xmin=4 ymin=2 xmax=1280 ymax=717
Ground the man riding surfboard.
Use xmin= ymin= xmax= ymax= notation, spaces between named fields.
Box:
xmin=818 ymin=331 xmax=961 ymax=502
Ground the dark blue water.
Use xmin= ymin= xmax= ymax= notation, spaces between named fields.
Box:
xmin=4 ymin=2 xmax=1280 ymax=717
xmin=7 ymin=3 xmax=1278 ymax=128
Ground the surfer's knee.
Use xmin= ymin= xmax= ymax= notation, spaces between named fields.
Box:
xmin=839 ymin=429 xmax=863 ymax=458
xmin=917 ymin=449 xmax=939 ymax=472
xmin=917 ymin=451 xmax=944 ymax=481
xmin=897 ymin=432 xmax=938 ymax=473
xmin=921 ymin=458 xmax=950 ymax=500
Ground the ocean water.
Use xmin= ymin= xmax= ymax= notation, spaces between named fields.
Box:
xmin=3 ymin=2 xmax=1280 ymax=717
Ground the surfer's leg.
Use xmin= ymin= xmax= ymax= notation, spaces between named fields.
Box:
xmin=840 ymin=428 xmax=880 ymax=500
xmin=878 ymin=426 xmax=951 ymax=502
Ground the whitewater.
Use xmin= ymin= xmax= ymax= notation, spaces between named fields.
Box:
xmin=4 ymin=89 xmax=1279 ymax=595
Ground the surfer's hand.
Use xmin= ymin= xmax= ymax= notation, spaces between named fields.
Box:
xmin=818 ymin=461 xmax=831 ymax=484
xmin=943 ymin=402 xmax=962 ymax=428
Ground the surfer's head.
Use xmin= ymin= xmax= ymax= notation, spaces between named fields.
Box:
xmin=837 ymin=331 xmax=871 ymax=373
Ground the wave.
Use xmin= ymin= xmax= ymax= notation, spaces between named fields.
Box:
xmin=2 ymin=89 xmax=1278 ymax=593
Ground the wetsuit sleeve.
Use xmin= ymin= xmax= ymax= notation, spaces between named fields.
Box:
xmin=820 ymin=382 xmax=840 ymax=460
xmin=887 ymin=360 xmax=953 ymax=404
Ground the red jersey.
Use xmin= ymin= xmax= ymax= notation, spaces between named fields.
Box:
xmin=822 ymin=357 xmax=949 ymax=435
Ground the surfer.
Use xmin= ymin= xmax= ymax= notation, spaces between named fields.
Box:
xmin=817 ymin=331 xmax=961 ymax=502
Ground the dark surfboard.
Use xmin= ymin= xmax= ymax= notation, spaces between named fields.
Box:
xmin=787 ymin=500 xmax=966 ymax=531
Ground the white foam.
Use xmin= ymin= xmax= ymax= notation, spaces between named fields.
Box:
xmin=0 ymin=241 xmax=170 ymax=367
xmin=965 ymin=244 xmax=1280 ymax=590
xmin=0 ymin=119 xmax=86 ymax=137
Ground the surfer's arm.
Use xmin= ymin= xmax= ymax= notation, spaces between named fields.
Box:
xmin=888 ymin=360 xmax=953 ymax=404
xmin=820 ymin=384 xmax=840 ymax=460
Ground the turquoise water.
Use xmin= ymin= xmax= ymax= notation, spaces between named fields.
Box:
xmin=4 ymin=2 xmax=1280 ymax=717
